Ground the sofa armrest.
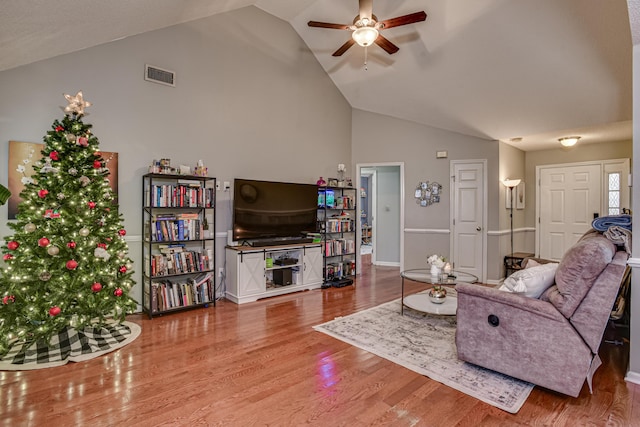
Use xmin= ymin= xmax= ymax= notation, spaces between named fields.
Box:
xmin=455 ymin=282 xmax=564 ymax=322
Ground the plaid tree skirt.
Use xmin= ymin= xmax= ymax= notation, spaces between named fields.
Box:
xmin=0 ymin=321 xmax=141 ymax=370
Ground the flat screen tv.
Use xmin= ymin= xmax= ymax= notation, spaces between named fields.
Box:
xmin=232 ymin=179 xmax=318 ymax=242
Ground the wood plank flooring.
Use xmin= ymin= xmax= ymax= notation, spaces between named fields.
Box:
xmin=0 ymin=264 xmax=639 ymax=426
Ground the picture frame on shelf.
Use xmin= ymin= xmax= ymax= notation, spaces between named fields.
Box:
xmin=327 ymin=178 xmax=339 ymax=187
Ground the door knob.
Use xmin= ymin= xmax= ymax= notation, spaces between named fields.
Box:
xmin=476 ymin=226 xmax=482 ymax=231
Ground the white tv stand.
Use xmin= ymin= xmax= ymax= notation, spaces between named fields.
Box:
xmin=225 ymin=243 xmax=323 ymax=304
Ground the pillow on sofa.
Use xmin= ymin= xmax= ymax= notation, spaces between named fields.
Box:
xmin=499 ymin=263 xmax=559 ymax=298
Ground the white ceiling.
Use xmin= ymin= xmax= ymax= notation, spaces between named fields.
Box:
xmin=0 ymin=0 xmax=634 ymax=151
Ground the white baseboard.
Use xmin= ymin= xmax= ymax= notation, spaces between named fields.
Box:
xmin=374 ymin=261 xmax=400 ymax=267
xmin=625 ymin=370 xmax=640 ymax=385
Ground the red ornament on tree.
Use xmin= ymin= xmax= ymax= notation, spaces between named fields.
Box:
xmin=118 ymin=265 xmax=127 ymax=273
xmin=93 ymin=160 xmax=102 ymax=169
xmin=3 ymin=254 xmax=13 ymax=261
xmin=91 ymin=282 xmax=102 ymax=293
xmin=7 ymin=241 xmax=19 ymax=251
xmin=114 ymin=288 xmax=123 ymax=297
xmin=3 ymin=295 xmax=15 ymax=304
xmin=38 ymin=237 xmax=50 ymax=247
xmin=49 ymin=151 xmax=59 ymax=161
xmin=66 ymin=259 xmax=78 ymax=270
xmin=88 ymin=201 xmax=96 ymax=209
xmin=49 ymin=306 xmax=61 ymax=316
xmin=118 ymin=229 xmax=126 ymax=236
xmin=67 ymin=241 xmax=77 ymax=249
xmin=38 ymin=189 xmax=49 ymax=198
xmin=77 ymin=136 xmax=88 ymax=146
xmin=55 ymin=125 xmax=64 ymax=132
xmin=97 ymin=243 xmax=107 ymax=249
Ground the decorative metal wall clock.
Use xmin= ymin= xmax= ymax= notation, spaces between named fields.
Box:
xmin=414 ymin=181 xmax=442 ymax=207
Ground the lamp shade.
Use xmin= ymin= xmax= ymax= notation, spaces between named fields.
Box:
xmin=503 ymin=179 xmax=521 ymax=188
xmin=352 ymin=26 xmax=379 ymax=47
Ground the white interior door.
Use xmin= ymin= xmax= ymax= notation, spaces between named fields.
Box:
xmin=451 ymin=161 xmax=486 ymax=281
xmin=538 ymin=164 xmax=601 ymax=260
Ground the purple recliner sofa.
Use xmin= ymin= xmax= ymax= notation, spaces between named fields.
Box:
xmin=455 ymin=232 xmax=628 ymax=397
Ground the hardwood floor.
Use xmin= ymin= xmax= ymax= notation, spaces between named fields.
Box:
xmin=1 ymin=264 xmax=639 ymax=426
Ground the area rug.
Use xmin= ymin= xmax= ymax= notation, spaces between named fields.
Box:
xmin=313 ymin=298 xmax=533 ymax=413
xmin=0 ymin=321 xmax=141 ymax=370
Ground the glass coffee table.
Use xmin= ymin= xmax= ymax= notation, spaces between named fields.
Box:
xmin=400 ymin=268 xmax=478 ymax=315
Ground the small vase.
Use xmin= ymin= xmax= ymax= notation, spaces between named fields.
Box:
xmin=428 ymin=287 xmax=447 ymax=304
xmin=430 ymin=264 xmax=441 ymax=279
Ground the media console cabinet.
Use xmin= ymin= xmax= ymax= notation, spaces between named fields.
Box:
xmin=225 ymin=243 xmax=323 ymax=304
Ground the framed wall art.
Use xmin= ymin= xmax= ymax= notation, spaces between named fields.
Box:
xmin=7 ymin=141 xmax=119 ymax=219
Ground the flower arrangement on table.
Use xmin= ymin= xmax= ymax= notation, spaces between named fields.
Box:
xmin=427 ymin=254 xmax=453 ymax=286
xmin=426 ymin=254 xmax=450 ymax=302
xmin=427 ymin=254 xmax=446 ymax=269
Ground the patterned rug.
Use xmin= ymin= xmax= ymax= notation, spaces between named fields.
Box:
xmin=0 ymin=321 xmax=140 ymax=370
xmin=314 ymin=299 xmax=533 ymax=413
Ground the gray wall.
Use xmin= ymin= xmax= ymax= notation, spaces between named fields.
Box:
xmin=0 ymin=6 xmax=353 ymax=304
xmin=351 ymin=109 xmax=502 ymax=280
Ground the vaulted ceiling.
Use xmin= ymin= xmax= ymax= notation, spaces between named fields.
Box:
xmin=0 ymin=0 xmax=634 ymax=150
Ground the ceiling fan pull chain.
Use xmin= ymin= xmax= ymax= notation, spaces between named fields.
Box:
xmin=364 ymin=46 xmax=368 ymax=71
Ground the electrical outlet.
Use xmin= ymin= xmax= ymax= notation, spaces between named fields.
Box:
xmin=224 ymin=181 xmax=230 ymax=191
xmin=218 ymin=267 xmax=224 ymax=278
xmin=216 ymin=182 xmax=221 ymax=191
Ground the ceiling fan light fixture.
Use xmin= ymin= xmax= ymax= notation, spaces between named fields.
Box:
xmin=559 ymin=136 xmax=580 ymax=147
xmin=352 ymin=26 xmax=379 ymax=47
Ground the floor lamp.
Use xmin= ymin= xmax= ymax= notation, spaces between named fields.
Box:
xmin=503 ymin=179 xmax=521 ymax=258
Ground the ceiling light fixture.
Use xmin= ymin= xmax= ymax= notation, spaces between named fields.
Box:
xmin=559 ymin=136 xmax=581 ymax=147
xmin=352 ymin=25 xmax=379 ymax=47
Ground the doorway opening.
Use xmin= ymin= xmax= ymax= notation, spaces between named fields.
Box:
xmin=356 ymin=163 xmax=405 ymax=273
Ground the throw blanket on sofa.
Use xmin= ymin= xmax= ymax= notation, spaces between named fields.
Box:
xmin=591 ymin=214 xmax=632 ymax=232
xmin=604 ymin=226 xmax=632 ymax=253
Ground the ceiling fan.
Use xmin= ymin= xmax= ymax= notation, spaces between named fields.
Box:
xmin=308 ymin=0 xmax=427 ymax=57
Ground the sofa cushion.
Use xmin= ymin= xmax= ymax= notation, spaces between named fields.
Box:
xmin=541 ymin=235 xmax=615 ymax=318
xmin=499 ymin=262 xmax=559 ymax=298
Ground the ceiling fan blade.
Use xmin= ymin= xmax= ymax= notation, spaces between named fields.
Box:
xmin=374 ymin=34 xmax=399 ymax=54
xmin=359 ymin=0 xmax=373 ymax=19
xmin=332 ymin=39 xmax=356 ymax=56
xmin=308 ymin=21 xmax=350 ymax=30
xmin=379 ymin=11 xmax=427 ymax=29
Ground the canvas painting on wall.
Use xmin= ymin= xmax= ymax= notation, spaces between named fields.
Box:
xmin=516 ymin=181 xmax=525 ymax=210
xmin=7 ymin=141 xmax=119 ymax=219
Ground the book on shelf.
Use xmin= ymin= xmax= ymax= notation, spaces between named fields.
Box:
xmin=148 ymin=272 xmax=214 ymax=312
xmin=148 ymin=183 xmax=215 ymax=208
xmin=151 ymin=216 xmax=203 ymax=242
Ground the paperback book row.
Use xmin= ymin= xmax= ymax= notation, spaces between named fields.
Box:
xmin=325 ymin=217 xmax=355 ymax=233
xmin=145 ymin=245 xmax=214 ymax=277
xmin=326 ymin=259 xmax=356 ymax=280
xmin=323 ymin=238 xmax=356 ymax=257
xmin=146 ymin=181 xmax=215 ymax=208
xmin=145 ymin=272 xmax=214 ymax=312
xmin=149 ymin=212 xmax=205 ymax=242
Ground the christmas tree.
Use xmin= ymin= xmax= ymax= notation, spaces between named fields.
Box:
xmin=0 ymin=91 xmax=136 ymax=355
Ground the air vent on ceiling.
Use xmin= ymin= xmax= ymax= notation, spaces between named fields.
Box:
xmin=144 ymin=64 xmax=175 ymax=87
